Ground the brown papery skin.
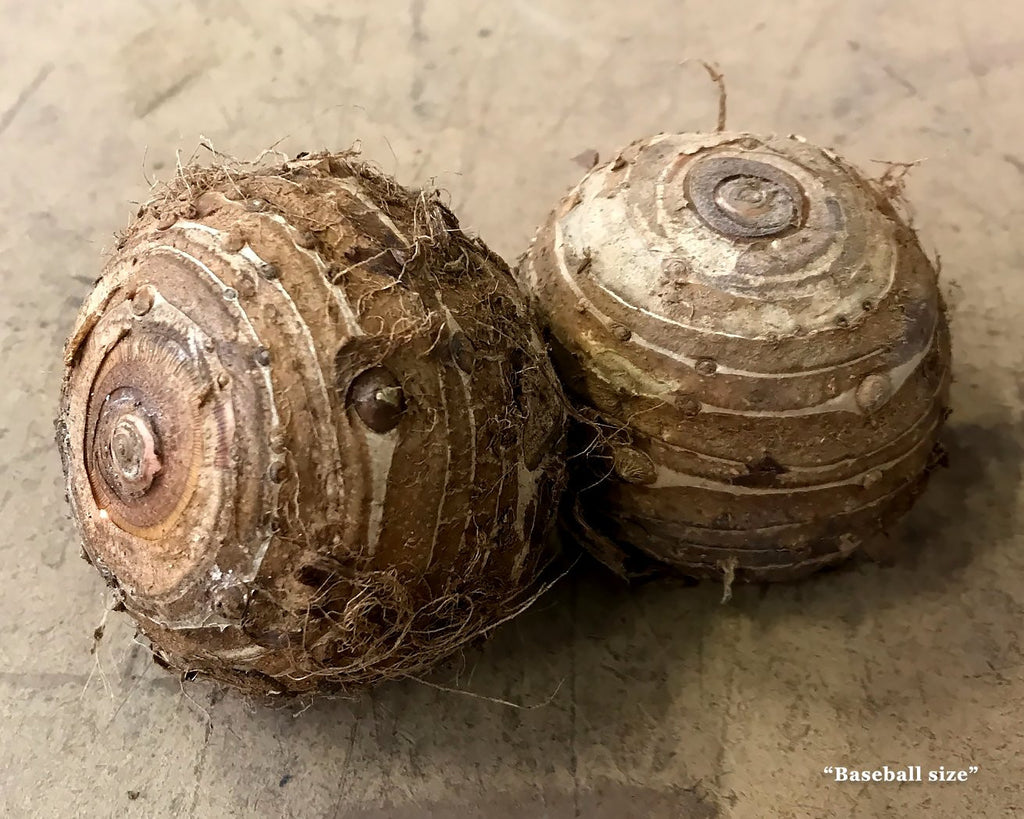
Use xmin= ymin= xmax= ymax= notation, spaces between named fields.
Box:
xmin=57 ymin=152 xmax=567 ymax=696
xmin=520 ymin=132 xmax=951 ymax=582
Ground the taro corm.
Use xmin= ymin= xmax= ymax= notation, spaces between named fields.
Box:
xmin=57 ymin=151 xmax=567 ymax=696
xmin=520 ymin=132 xmax=950 ymax=583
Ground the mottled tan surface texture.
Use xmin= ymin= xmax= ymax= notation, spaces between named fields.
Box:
xmin=1 ymin=1 xmax=1021 ymax=817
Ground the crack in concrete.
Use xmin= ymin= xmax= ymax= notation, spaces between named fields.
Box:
xmin=0 ymin=64 xmax=53 ymax=139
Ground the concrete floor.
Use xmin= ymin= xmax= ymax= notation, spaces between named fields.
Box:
xmin=2 ymin=0 xmax=1022 ymax=816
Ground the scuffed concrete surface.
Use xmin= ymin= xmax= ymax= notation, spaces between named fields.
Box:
xmin=2 ymin=1 xmax=1023 ymax=816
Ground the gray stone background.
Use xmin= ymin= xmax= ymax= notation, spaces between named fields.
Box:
xmin=1 ymin=1 xmax=1021 ymax=816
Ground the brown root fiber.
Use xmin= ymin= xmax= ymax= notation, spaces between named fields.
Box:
xmin=519 ymin=132 xmax=951 ymax=583
xmin=58 ymin=150 xmax=568 ymax=696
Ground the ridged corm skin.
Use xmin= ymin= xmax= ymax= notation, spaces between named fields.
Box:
xmin=58 ymin=152 xmax=567 ymax=696
xmin=521 ymin=132 xmax=950 ymax=582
